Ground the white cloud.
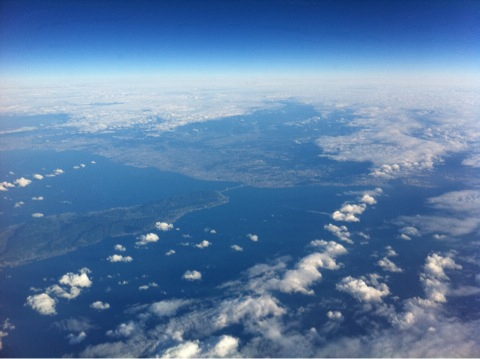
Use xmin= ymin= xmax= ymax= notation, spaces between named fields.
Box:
xmin=0 ymin=319 xmax=15 ymax=351
xmin=32 ymin=196 xmax=44 ymax=201
xmin=332 ymin=203 xmax=366 ymax=222
xmin=14 ymin=201 xmax=24 ymax=208
xmin=195 ymin=240 xmax=211 ymax=249
xmin=156 ymin=222 xmax=174 ymax=231
xmin=161 ymin=340 xmax=201 ymax=358
xmin=136 ymin=233 xmax=159 ymax=245
xmin=231 ymin=244 xmax=243 ymax=252
xmin=377 ymin=257 xmax=403 ymax=273
xmin=148 ymin=299 xmax=191 ymax=317
xmin=90 ymin=301 xmax=110 ymax=310
xmin=26 ymin=293 xmax=56 ymax=315
xmin=107 ymin=254 xmax=133 ymax=263
xmin=324 ymin=223 xmax=352 ymax=244
xmin=182 ymin=270 xmax=202 ymax=281
xmin=33 ymin=174 xmax=44 ymax=180
xmin=361 ymin=194 xmax=377 ymax=205
xmin=106 ymin=322 xmax=138 ymax=338
xmin=32 ymin=213 xmax=44 ymax=218
xmin=247 ymin=233 xmax=259 ymax=242
xmin=139 ymin=282 xmax=158 ymax=291
xmin=0 ymin=181 xmax=15 ymax=191
xmin=114 ymin=244 xmax=126 ymax=251
xmin=165 ymin=250 xmax=176 ymax=256
xmin=67 ymin=331 xmax=87 ymax=345
xmin=336 ymin=275 xmax=390 ymax=303
xmin=206 ymin=335 xmax=240 ymax=357
xmin=14 ymin=177 xmax=32 ymax=187
xmin=59 ymin=268 xmax=92 ymax=288
xmin=47 ymin=284 xmax=82 ymax=300
xmin=326 ymin=310 xmax=343 ymax=320
xmin=427 ymin=190 xmax=480 ymax=213
xmin=53 ymin=169 xmax=64 ymax=175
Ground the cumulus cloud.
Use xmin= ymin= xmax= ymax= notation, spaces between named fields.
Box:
xmin=0 ymin=319 xmax=15 ymax=351
xmin=326 ymin=310 xmax=343 ymax=320
xmin=59 ymin=268 xmax=92 ymax=288
xmin=136 ymin=233 xmax=160 ymax=246
xmin=378 ymin=257 xmax=403 ymax=273
xmin=247 ymin=233 xmax=259 ymax=242
xmin=107 ymin=254 xmax=133 ymax=263
xmin=53 ymin=169 xmax=64 ymax=175
xmin=324 ymin=223 xmax=352 ymax=244
xmin=32 ymin=196 xmax=44 ymax=201
xmin=161 ymin=340 xmax=201 ymax=358
xmin=33 ymin=174 xmax=44 ymax=180
xmin=398 ymin=226 xmax=421 ymax=240
xmin=139 ymin=282 xmax=158 ymax=291
xmin=165 ymin=250 xmax=176 ymax=256
xmin=156 ymin=222 xmax=174 ymax=231
xmin=332 ymin=203 xmax=366 ymax=222
xmin=361 ymin=194 xmax=377 ymax=205
xmin=32 ymin=212 xmax=44 ymax=218
xmin=336 ymin=275 xmax=390 ymax=303
xmin=25 ymin=293 xmax=56 ymax=315
xmin=90 ymin=301 xmax=110 ymax=310
xmin=183 ymin=270 xmax=202 ymax=281
xmin=67 ymin=331 xmax=87 ymax=345
xmin=195 ymin=240 xmax=211 ymax=249
xmin=231 ymin=244 xmax=243 ymax=252
xmin=114 ymin=244 xmax=126 ymax=251
xmin=148 ymin=299 xmax=192 ymax=317
xmin=0 ymin=181 xmax=15 ymax=191
xmin=106 ymin=322 xmax=138 ymax=339
xmin=420 ymin=253 xmax=462 ymax=303
xmin=14 ymin=201 xmax=24 ymax=208
xmin=14 ymin=177 xmax=32 ymax=187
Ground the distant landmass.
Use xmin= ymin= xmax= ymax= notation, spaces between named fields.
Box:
xmin=0 ymin=191 xmax=228 ymax=268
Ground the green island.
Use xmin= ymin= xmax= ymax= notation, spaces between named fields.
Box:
xmin=0 ymin=190 xmax=228 ymax=268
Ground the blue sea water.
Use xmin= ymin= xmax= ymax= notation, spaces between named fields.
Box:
xmin=0 ymin=149 xmax=477 ymax=357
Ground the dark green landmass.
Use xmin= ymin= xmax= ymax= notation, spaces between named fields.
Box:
xmin=0 ymin=191 xmax=228 ymax=268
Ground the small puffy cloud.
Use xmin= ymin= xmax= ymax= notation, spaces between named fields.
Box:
xmin=378 ymin=257 xmax=403 ymax=273
xmin=0 ymin=181 xmax=15 ymax=191
xmin=231 ymin=244 xmax=243 ymax=252
xmin=67 ymin=331 xmax=87 ymax=345
xmin=14 ymin=177 xmax=32 ymax=187
xmin=33 ymin=174 xmax=44 ymax=180
xmin=247 ymin=233 xmax=259 ymax=242
xmin=114 ymin=244 xmax=126 ymax=252
xmin=32 ymin=213 xmax=44 ymax=218
xmin=210 ymin=229 xmax=217 ymax=234
xmin=332 ymin=204 xmax=366 ymax=222
xmin=14 ymin=201 xmax=24 ymax=208
xmin=32 ymin=196 xmax=44 ymax=201
xmin=337 ymin=275 xmax=390 ymax=303
xmin=400 ymin=226 xmax=421 ymax=237
xmin=106 ymin=322 xmax=138 ymax=339
xmin=107 ymin=254 xmax=133 ymax=263
xmin=165 ymin=250 xmax=176 ymax=256
xmin=195 ymin=240 xmax=211 ymax=249
xmin=148 ymin=299 xmax=191 ymax=317
xmin=324 ymin=223 xmax=352 ymax=244
xmin=182 ymin=270 xmax=202 ymax=281
xmin=206 ymin=335 xmax=240 ymax=357
xmin=361 ymin=194 xmax=377 ymax=205
xmin=47 ymin=284 xmax=81 ymax=300
xmin=26 ymin=293 xmax=56 ymax=315
xmin=136 ymin=233 xmax=159 ymax=245
xmin=59 ymin=268 xmax=92 ymax=288
xmin=155 ymin=222 xmax=174 ymax=231
xmin=161 ymin=340 xmax=201 ymax=358
xmin=326 ymin=310 xmax=343 ymax=320
xmin=139 ymin=282 xmax=158 ymax=291
xmin=53 ymin=169 xmax=64 ymax=175
xmin=385 ymin=246 xmax=398 ymax=257
xmin=0 ymin=319 xmax=15 ymax=351
xmin=90 ymin=301 xmax=110 ymax=310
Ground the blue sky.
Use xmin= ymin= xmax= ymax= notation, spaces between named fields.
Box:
xmin=1 ymin=0 xmax=479 ymax=82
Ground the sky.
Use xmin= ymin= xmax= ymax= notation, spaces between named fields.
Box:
xmin=0 ymin=0 xmax=479 ymax=84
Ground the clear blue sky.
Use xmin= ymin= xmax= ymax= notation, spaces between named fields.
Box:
xmin=1 ymin=0 xmax=479 ymax=83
